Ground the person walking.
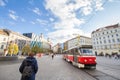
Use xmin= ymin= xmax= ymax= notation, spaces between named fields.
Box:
xmin=19 ymin=53 xmax=38 ymax=80
xmin=52 ymin=53 xmax=54 ymax=59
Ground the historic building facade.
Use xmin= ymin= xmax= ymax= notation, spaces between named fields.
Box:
xmin=91 ymin=24 xmax=120 ymax=56
xmin=63 ymin=35 xmax=92 ymax=51
xmin=0 ymin=29 xmax=31 ymax=54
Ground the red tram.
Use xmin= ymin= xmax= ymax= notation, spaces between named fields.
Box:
xmin=63 ymin=45 xmax=96 ymax=69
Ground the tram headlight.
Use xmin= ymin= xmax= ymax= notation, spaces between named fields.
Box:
xmin=95 ymin=59 xmax=96 ymax=62
xmin=84 ymin=59 xmax=87 ymax=62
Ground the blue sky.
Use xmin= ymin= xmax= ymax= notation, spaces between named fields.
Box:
xmin=0 ymin=0 xmax=120 ymax=45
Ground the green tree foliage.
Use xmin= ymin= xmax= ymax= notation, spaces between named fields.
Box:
xmin=22 ymin=45 xmax=31 ymax=55
xmin=13 ymin=43 xmax=19 ymax=55
xmin=8 ymin=42 xmax=14 ymax=55
xmin=39 ymin=47 xmax=44 ymax=53
xmin=31 ymin=45 xmax=40 ymax=54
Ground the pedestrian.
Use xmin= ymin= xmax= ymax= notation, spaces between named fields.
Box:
xmin=4 ymin=48 xmax=8 ymax=56
xmin=19 ymin=53 xmax=38 ymax=80
xmin=52 ymin=53 xmax=54 ymax=59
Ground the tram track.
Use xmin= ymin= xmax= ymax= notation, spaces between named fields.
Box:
xmin=83 ymin=68 xmax=120 ymax=80
xmin=98 ymin=63 xmax=120 ymax=70
xmin=65 ymin=60 xmax=120 ymax=80
xmin=63 ymin=57 xmax=120 ymax=80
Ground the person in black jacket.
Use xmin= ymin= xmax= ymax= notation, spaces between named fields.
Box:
xmin=19 ymin=53 xmax=38 ymax=80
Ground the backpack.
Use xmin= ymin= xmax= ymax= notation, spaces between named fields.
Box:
xmin=22 ymin=60 xmax=33 ymax=77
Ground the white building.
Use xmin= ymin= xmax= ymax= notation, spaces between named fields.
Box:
xmin=91 ymin=23 xmax=120 ymax=56
xmin=64 ymin=35 xmax=92 ymax=51
xmin=0 ymin=29 xmax=31 ymax=54
xmin=0 ymin=29 xmax=9 ymax=53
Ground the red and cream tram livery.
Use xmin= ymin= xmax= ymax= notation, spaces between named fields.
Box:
xmin=63 ymin=45 xmax=96 ymax=69
xmin=63 ymin=36 xmax=96 ymax=69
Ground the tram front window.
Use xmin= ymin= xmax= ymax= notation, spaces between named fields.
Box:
xmin=79 ymin=49 xmax=93 ymax=56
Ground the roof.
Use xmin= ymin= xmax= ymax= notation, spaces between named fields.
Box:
xmin=92 ymin=23 xmax=120 ymax=34
xmin=0 ymin=29 xmax=9 ymax=36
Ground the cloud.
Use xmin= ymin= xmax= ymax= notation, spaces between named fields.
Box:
xmin=29 ymin=0 xmax=34 ymax=5
xmin=20 ymin=18 xmax=26 ymax=22
xmin=32 ymin=7 xmax=41 ymax=15
xmin=30 ymin=19 xmax=48 ymax=25
xmin=9 ymin=10 xmax=15 ymax=14
xmin=82 ymin=6 xmax=93 ymax=15
xmin=30 ymin=21 xmax=36 ymax=24
xmin=44 ymin=0 xmax=105 ymax=45
xmin=45 ymin=28 xmax=49 ymax=31
xmin=36 ymin=18 xmax=48 ymax=25
xmin=9 ymin=14 xmax=18 ymax=21
xmin=47 ymin=28 xmax=91 ymax=45
xmin=9 ymin=10 xmax=18 ymax=21
xmin=95 ymin=0 xmax=104 ymax=11
xmin=0 ymin=0 xmax=6 ymax=6
xmin=49 ymin=18 xmax=54 ymax=22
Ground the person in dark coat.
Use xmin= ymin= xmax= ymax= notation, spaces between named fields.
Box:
xmin=19 ymin=53 xmax=38 ymax=80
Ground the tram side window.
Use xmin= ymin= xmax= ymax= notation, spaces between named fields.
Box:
xmin=83 ymin=49 xmax=87 ymax=53
xmin=71 ymin=49 xmax=74 ymax=54
xmin=75 ymin=48 xmax=79 ymax=55
xmin=69 ymin=50 xmax=72 ymax=54
xmin=69 ymin=50 xmax=71 ymax=54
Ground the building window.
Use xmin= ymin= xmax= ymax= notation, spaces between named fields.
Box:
xmin=117 ymin=38 xmax=120 ymax=42
xmin=3 ymin=38 xmax=6 ymax=41
xmin=105 ymin=45 xmax=107 ymax=49
xmin=112 ymin=35 xmax=114 ymax=37
xmin=104 ymin=40 xmax=106 ymax=43
xmin=116 ymin=34 xmax=118 ymax=36
xmin=97 ymin=41 xmax=99 ymax=44
xmin=108 ymin=40 xmax=111 ymax=43
xmin=112 ymin=39 xmax=115 ymax=42
xmin=96 ymin=34 xmax=97 ymax=36
xmin=1 ymin=45 xmax=4 ymax=49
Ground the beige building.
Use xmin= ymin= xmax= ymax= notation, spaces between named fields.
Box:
xmin=52 ymin=43 xmax=61 ymax=54
xmin=91 ymin=23 xmax=120 ymax=56
xmin=0 ymin=29 xmax=31 ymax=54
xmin=64 ymin=35 xmax=92 ymax=51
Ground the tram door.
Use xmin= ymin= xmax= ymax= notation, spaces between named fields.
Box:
xmin=73 ymin=48 xmax=78 ymax=63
